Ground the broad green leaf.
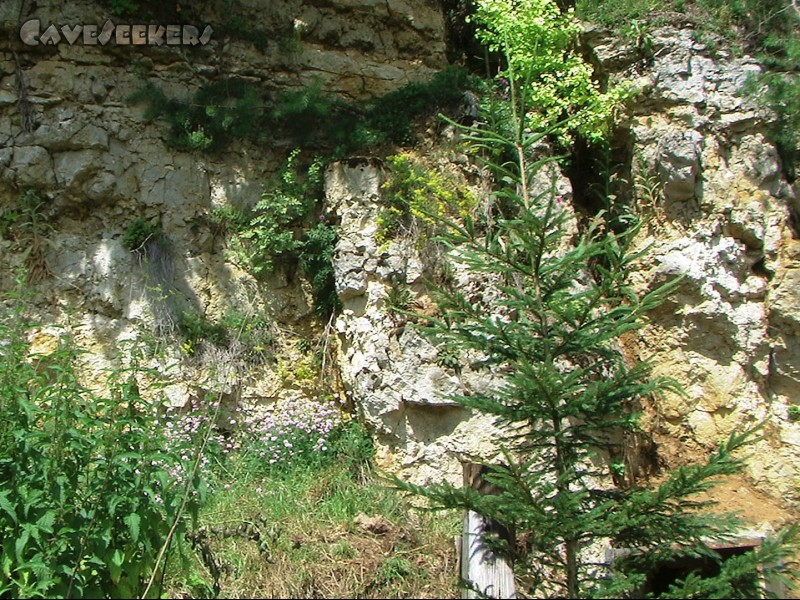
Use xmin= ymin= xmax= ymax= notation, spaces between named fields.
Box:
xmin=109 ymin=549 xmax=123 ymax=584
xmin=2 ymin=547 xmax=13 ymax=577
xmin=15 ymin=529 xmax=29 ymax=561
xmin=124 ymin=513 xmax=141 ymax=543
xmin=35 ymin=511 xmax=55 ymax=534
xmin=0 ymin=491 xmax=17 ymax=524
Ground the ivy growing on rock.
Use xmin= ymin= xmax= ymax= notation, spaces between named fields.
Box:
xmin=227 ymin=150 xmax=322 ymax=274
xmin=128 ymin=79 xmax=265 ymax=153
xmin=212 ymin=150 xmax=341 ymax=316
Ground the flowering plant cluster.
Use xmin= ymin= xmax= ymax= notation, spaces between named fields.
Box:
xmin=158 ymin=395 xmax=349 ymax=488
xmin=241 ymin=396 xmax=343 ymax=471
xmin=159 ymin=400 xmax=245 ymax=490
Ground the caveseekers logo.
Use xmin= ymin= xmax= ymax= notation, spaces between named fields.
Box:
xmin=20 ymin=19 xmax=213 ymax=46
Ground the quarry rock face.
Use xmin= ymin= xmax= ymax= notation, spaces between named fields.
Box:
xmin=0 ymin=0 xmax=446 ymax=423
xmin=324 ymin=22 xmax=800 ymax=504
xmin=593 ymin=22 xmax=800 ymax=504
xmin=325 ymin=158 xmax=505 ymax=485
xmin=0 ymin=1 xmax=798 ymax=511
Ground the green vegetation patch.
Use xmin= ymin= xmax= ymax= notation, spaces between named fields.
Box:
xmin=129 ymin=67 xmax=479 ymax=156
xmin=128 ymin=78 xmax=265 ymax=153
xmin=378 ymin=153 xmax=476 ymax=244
xmin=165 ymin=417 xmax=460 ymax=598
xmin=122 ymin=217 xmax=162 ymax=252
xmin=214 ymin=150 xmax=341 ymax=315
xmin=0 ymin=189 xmax=53 ymax=284
xmin=0 ymin=286 xmax=453 ymax=598
xmin=173 ymin=309 xmax=276 ymax=361
xmin=0 ymin=300 xmax=208 ymax=599
xmin=391 ymin=2 xmax=800 ymax=597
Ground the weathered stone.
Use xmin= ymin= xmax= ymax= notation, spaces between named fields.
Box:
xmin=594 ymin=21 xmax=800 ymax=505
xmin=327 ymin=158 xmax=504 ymax=486
xmin=84 ymin=170 xmax=119 ymax=203
xmin=17 ymin=107 xmax=109 ymax=151
xmin=354 ymin=512 xmax=393 ymax=535
xmin=769 ymin=267 xmax=800 ymax=336
xmin=53 ymin=149 xmax=102 ymax=189
xmin=0 ymin=90 xmax=16 ymax=106
xmin=657 ymin=129 xmax=702 ymax=202
xmin=163 ymin=383 xmax=192 ymax=409
xmin=11 ymin=145 xmax=55 ymax=188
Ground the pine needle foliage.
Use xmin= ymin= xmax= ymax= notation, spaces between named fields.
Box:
xmin=392 ymin=1 xmax=799 ymax=597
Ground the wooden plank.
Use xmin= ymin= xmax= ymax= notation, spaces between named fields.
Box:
xmin=461 ymin=463 xmax=516 ymax=599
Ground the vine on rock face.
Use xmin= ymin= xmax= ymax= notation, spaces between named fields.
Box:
xmin=219 ymin=150 xmax=341 ymax=316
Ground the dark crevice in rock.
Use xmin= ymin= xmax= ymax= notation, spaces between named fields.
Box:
xmin=751 ymin=256 xmax=774 ymax=280
xmin=788 ymin=203 xmax=800 ymax=240
xmin=564 ymin=126 xmax=635 ymax=233
xmin=440 ymin=0 xmax=500 ymax=76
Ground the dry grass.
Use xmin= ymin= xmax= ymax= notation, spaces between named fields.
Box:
xmin=208 ymin=520 xmax=457 ymax=598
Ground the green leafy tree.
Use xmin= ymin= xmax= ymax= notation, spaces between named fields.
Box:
xmin=470 ymin=0 xmax=634 ymax=146
xmin=393 ymin=1 xmax=799 ymax=597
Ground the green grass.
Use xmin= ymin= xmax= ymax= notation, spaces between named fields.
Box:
xmin=166 ymin=459 xmax=460 ymax=599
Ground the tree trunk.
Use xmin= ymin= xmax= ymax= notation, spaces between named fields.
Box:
xmin=566 ymin=538 xmax=579 ymax=599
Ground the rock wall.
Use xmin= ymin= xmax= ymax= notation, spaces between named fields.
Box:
xmin=0 ymin=0 xmax=447 ymax=410
xmin=324 ymin=152 xmax=579 ymax=486
xmin=325 ymin=157 xmax=507 ymax=485
xmin=592 ymin=21 xmax=800 ymax=505
xmin=325 ymin=20 xmax=800 ymax=509
xmin=0 ymin=0 xmax=798 ymax=515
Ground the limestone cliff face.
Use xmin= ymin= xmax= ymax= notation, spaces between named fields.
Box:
xmin=590 ymin=22 xmax=800 ymax=506
xmin=0 ymin=0 xmax=446 ymax=411
xmin=0 ymin=1 xmax=798 ymax=515
xmin=324 ymin=157 xmax=510 ymax=485
xmin=326 ymin=20 xmax=800 ymax=507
